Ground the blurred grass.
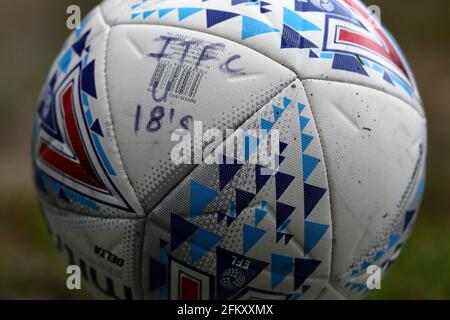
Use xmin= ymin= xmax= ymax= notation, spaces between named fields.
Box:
xmin=0 ymin=0 xmax=449 ymax=299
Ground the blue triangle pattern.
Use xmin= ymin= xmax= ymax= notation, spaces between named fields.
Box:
xmin=271 ymin=254 xmax=293 ymax=289
xmin=58 ymin=48 xmax=73 ymax=73
xmin=170 ymin=214 xmax=199 ymax=251
xmin=294 ymin=258 xmax=321 ymax=289
xmin=243 ymin=224 xmax=266 ymax=253
xmin=143 ymin=10 xmax=155 ymax=19
xmin=283 ymin=7 xmax=321 ymax=31
xmin=304 ymin=183 xmax=326 ymax=218
xmin=235 ymin=188 xmax=256 ymax=214
xmin=332 ymin=53 xmax=368 ymax=76
xmin=276 ymin=202 xmax=295 ymax=230
xmin=242 ymin=16 xmax=279 ymax=40
xmin=388 ymin=233 xmax=400 ymax=250
xmin=304 ymin=221 xmax=329 ymax=255
xmin=261 ymin=119 xmax=274 ymax=131
xmin=206 ymin=9 xmax=240 ymax=28
xmin=299 ymin=116 xmax=310 ymax=131
xmin=275 ymin=171 xmax=295 ymax=199
xmin=178 ymin=8 xmax=203 ymax=21
xmin=301 ymin=133 xmax=313 ymax=152
xmin=190 ymin=181 xmax=219 ymax=219
xmin=283 ymin=97 xmax=291 ymax=108
xmin=90 ymin=119 xmax=104 ymax=137
xmin=273 ymin=105 xmax=284 ymax=121
xmin=281 ymin=24 xmax=317 ymax=49
xmin=158 ymin=8 xmax=174 ymax=18
xmin=255 ymin=208 xmax=267 ymax=226
xmin=298 ymin=103 xmax=305 ymax=114
xmin=302 ymin=154 xmax=320 ymax=181
xmin=403 ymin=210 xmax=416 ymax=231
xmin=191 ymin=228 xmax=221 ymax=262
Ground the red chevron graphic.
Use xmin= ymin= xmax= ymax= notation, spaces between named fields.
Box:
xmin=39 ymin=83 xmax=107 ymax=191
xmin=340 ymin=0 xmax=409 ymax=79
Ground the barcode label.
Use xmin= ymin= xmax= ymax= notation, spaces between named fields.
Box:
xmin=150 ymin=61 xmax=205 ymax=102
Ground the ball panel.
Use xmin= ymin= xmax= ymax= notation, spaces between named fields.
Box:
xmin=302 ymin=79 xmax=427 ymax=297
xmin=141 ymin=80 xmax=333 ymax=300
xmin=105 ymin=24 xmax=296 ymax=212
xmin=101 ymin=0 xmax=422 ymax=113
xmin=39 ymin=200 xmax=145 ymax=299
xmin=32 ymin=7 xmax=143 ymax=218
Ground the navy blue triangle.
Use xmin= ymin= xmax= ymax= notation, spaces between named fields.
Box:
xmin=256 ymin=165 xmax=272 ymax=193
xmin=90 ymin=119 xmax=104 ymax=137
xmin=170 ymin=214 xmax=198 ymax=251
xmin=217 ymin=211 xmax=226 ymax=223
xmin=284 ymin=233 xmax=294 ymax=245
xmin=206 ymin=9 xmax=240 ymax=28
xmin=235 ymin=189 xmax=256 ymax=214
xmin=332 ymin=53 xmax=368 ymax=76
xmin=72 ymin=30 xmax=91 ymax=56
xmin=309 ymin=50 xmax=319 ymax=58
xmin=294 ymin=258 xmax=321 ymax=290
xmin=276 ymin=202 xmax=296 ymax=230
xmin=81 ymin=60 xmax=97 ymax=98
xmin=149 ymin=258 xmax=166 ymax=290
xmin=280 ymin=141 xmax=288 ymax=154
xmin=383 ymin=71 xmax=394 ymax=85
xmin=58 ymin=188 xmax=70 ymax=203
xmin=275 ymin=172 xmax=295 ymax=199
xmin=219 ymin=162 xmax=242 ymax=190
xmin=403 ymin=210 xmax=416 ymax=231
xmin=304 ymin=183 xmax=326 ymax=218
xmin=281 ymin=24 xmax=317 ymax=49
xmin=276 ymin=232 xmax=285 ymax=243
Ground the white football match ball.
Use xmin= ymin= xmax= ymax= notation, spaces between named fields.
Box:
xmin=32 ymin=0 xmax=427 ymax=300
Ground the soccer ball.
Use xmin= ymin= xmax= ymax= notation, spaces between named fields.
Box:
xmin=32 ymin=0 xmax=427 ymax=300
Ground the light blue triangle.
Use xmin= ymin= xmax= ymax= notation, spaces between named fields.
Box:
xmin=261 ymin=119 xmax=274 ymax=131
xmin=261 ymin=200 xmax=268 ymax=208
xmin=388 ymin=233 xmax=400 ymax=249
xmin=301 ymin=133 xmax=313 ymax=152
xmin=143 ymin=10 xmax=156 ymax=19
xmin=303 ymin=154 xmax=320 ymax=181
xmin=190 ymin=181 xmax=219 ymax=219
xmin=273 ymin=106 xmax=284 ymax=122
xmin=298 ymin=103 xmax=305 ymax=114
xmin=283 ymin=97 xmax=291 ymax=108
xmin=159 ymin=8 xmax=174 ymax=18
xmin=191 ymin=229 xmax=221 ymax=262
xmin=243 ymin=224 xmax=266 ymax=253
xmin=131 ymin=12 xmax=141 ymax=20
xmin=300 ymin=116 xmax=310 ymax=131
xmin=304 ymin=221 xmax=329 ymax=255
xmin=58 ymin=48 xmax=73 ymax=73
xmin=374 ymin=250 xmax=385 ymax=261
xmin=283 ymin=7 xmax=321 ymax=31
xmin=255 ymin=208 xmax=267 ymax=226
xmin=242 ymin=15 xmax=279 ymax=40
xmin=271 ymin=254 xmax=293 ymax=289
xmin=178 ymin=8 xmax=203 ymax=21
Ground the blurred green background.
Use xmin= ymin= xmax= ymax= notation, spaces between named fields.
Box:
xmin=0 ymin=0 xmax=449 ymax=299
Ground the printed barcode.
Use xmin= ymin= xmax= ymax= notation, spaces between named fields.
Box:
xmin=150 ymin=61 xmax=205 ymax=100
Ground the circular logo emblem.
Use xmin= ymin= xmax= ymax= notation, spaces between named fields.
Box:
xmin=219 ymin=268 xmax=246 ymax=290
